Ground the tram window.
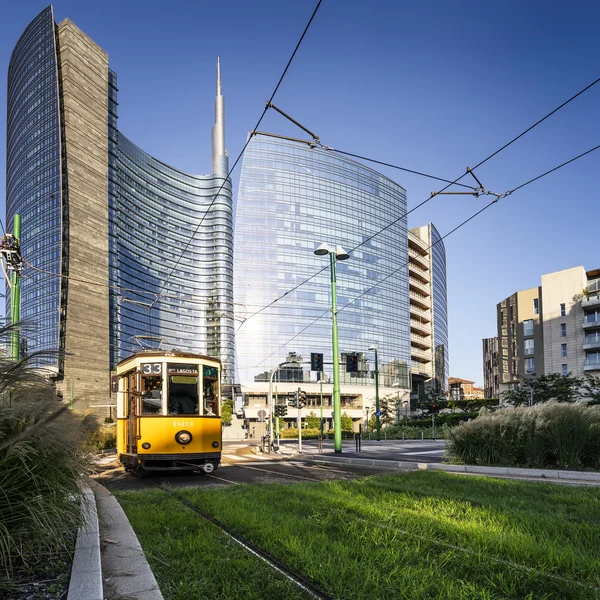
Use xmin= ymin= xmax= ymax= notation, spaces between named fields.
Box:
xmin=203 ymin=367 xmax=219 ymax=416
xmin=168 ymin=376 xmax=199 ymax=415
xmin=141 ymin=376 xmax=162 ymax=415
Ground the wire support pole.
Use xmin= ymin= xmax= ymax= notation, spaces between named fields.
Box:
xmin=330 ymin=252 xmax=342 ymax=453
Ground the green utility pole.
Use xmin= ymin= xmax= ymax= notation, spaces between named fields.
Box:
xmin=330 ymin=252 xmax=342 ymax=453
xmin=9 ymin=214 xmax=22 ymax=360
xmin=374 ymin=348 xmax=381 ymax=441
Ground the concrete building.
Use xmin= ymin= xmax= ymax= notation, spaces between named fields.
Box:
xmin=495 ymin=266 xmax=600 ymax=393
xmin=482 ymin=336 xmax=499 ymax=398
xmin=408 ymin=225 xmax=449 ymax=401
xmin=448 ymin=378 xmax=484 ymax=400
xmin=5 ymin=7 xmax=234 ymax=409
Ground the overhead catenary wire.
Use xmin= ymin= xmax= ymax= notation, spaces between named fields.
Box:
xmin=149 ymin=0 xmax=324 ymax=310
xmin=231 ymin=75 xmax=600 ymax=337
xmin=252 ymin=142 xmax=600 ymax=367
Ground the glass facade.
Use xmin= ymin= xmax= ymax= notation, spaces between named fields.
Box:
xmin=7 ymin=9 xmax=235 ymax=385
xmin=5 ymin=6 xmax=62 ymax=368
xmin=108 ymin=69 xmax=234 ymax=380
xmin=234 ymin=134 xmax=411 ymax=388
xmin=430 ymin=224 xmax=449 ymax=391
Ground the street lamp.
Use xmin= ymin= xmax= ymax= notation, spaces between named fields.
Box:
xmin=368 ymin=345 xmax=381 ymax=441
xmin=314 ymin=242 xmax=349 ymax=453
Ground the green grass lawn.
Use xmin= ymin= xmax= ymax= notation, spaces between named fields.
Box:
xmin=116 ymin=471 xmax=600 ymax=600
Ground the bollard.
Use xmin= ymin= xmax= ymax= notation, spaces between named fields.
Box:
xmin=421 ymin=431 xmax=424 ymax=441
xmin=402 ymin=430 xmax=405 ymax=440
xmin=318 ymin=435 xmax=323 ymax=453
xmin=355 ymin=433 xmax=361 ymax=452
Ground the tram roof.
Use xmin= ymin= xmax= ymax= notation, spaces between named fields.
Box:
xmin=115 ymin=350 xmax=222 ymax=369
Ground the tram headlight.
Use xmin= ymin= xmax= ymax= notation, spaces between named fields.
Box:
xmin=212 ymin=441 xmax=219 ymax=448
xmin=175 ymin=430 xmax=193 ymax=445
xmin=141 ymin=442 xmax=151 ymax=450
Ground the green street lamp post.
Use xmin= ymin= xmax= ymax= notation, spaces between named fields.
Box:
xmin=368 ymin=345 xmax=381 ymax=441
xmin=314 ymin=242 xmax=349 ymax=453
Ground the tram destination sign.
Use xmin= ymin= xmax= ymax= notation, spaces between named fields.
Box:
xmin=167 ymin=363 xmax=199 ymax=376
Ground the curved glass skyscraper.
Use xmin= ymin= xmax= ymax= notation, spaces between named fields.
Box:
xmin=6 ymin=7 xmax=62 ymax=365
xmin=234 ymin=134 xmax=411 ymax=392
xmin=6 ymin=7 xmax=235 ymax=409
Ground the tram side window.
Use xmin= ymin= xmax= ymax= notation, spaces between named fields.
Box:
xmin=203 ymin=365 xmax=219 ymax=416
xmin=168 ymin=376 xmax=199 ymax=415
xmin=142 ymin=376 xmax=162 ymax=415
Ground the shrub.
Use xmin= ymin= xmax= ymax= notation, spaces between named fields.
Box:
xmin=0 ymin=335 xmax=93 ymax=580
xmin=446 ymin=401 xmax=600 ymax=470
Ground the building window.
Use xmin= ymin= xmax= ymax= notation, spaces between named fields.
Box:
xmin=512 ymin=360 xmax=518 ymax=375
xmin=523 ymin=319 xmax=534 ymax=336
xmin=560 ymin=303 xmax=566 ymax=317
xmin=561 ymin=323 xmax=566 ymax=337
xmin=561 ymin=343 xmax=567 ymax=357
xmin=533 ymin=298 xmax=539 ymax=315
xmin=562 ymin=364 xmax=568 ymax=376
xmin=525 ymin=357 xmax=535 ymax=373
xmin=524 ymin=339 xmax=534 ymax=356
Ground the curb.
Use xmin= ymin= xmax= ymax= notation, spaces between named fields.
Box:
xmin=303 ymin=455 xmax=600 ymax=482
xmin=67 ymin=482 xmax=103 ymax=600
xmin=91 ymin=480 xmax=164 ymax=600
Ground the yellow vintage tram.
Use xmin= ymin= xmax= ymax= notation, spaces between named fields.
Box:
xmin=115 ymin=351 xmax=222 ymax=474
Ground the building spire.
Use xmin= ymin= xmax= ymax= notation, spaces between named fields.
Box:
xmin=212 ymin=56 xmax=226 ymax=175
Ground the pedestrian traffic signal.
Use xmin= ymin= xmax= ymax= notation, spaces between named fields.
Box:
xmin=346 ymin=353 xmax=359 ymax=373
xmin=310 ymin=352 xmax=323 ymax=371
xmin=288 ymin=392 xmax=297 ymax=408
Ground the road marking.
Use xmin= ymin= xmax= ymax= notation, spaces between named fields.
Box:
xmin=206 ymin=473 xmax=241 ymax=485
xmin=237 ymin=464 xmax=321 ymax=481
xmin=398 ymin=449 xmax=443 ymax=456
xmin=222 ymin=454 xmax=248 ymax=461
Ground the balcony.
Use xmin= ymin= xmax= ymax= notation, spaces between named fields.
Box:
xmin=582 ymin=316 xmax=600 ymax=329
xmin=582 ymin=293 xmax=600 ymax=308
xmin=408 ymin=248 xmax=429 ymax=270
xmin=584 ymin=358 xmax=600 ymax=372
xmin=409 ymin=278 xmax=430 ymax=296
xmin=411 ymin=332 xmax=431 ymax=350
xmin=410 ymin=318 xmax=430 ymax=336
xmin=410 ymin=305 xmax=431 ymax=323
xmin=408 ymin=261 xmax=429 ymax=283
xmin=409 ymin=290 xmax=430 ymax=310
xmin=411 ymin=347 xmax=432 ymax=362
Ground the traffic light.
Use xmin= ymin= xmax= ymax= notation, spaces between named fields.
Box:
xmin=298 ymin=389 xmax=306 ymax=409
xmin=288 ymin=392 xmax=297 ymax=408
xmin=310 ymin=352 xmax=323 ymax=371
xmin=346 ymin=353 xmax=359 ymax=373
xmin=274 ymin=405 xmax=288 ymax=417
xmin=431 ymin=403 xmax=440 ymax=414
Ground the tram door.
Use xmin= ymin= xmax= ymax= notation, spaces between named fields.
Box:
xmin=126 ymin=372 xmax=138 ymax=453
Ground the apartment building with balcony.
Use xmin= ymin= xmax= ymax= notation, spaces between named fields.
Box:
xmin=497 ymin=286 xmax=544 ymax=392
xmin=408 ymin=224 xmax=448 ymax=399
xmin=495 ymin=266 xmax=600 ymax=393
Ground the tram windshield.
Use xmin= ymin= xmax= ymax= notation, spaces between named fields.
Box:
xmin=168 ymin=376 xmax=199 ymax=415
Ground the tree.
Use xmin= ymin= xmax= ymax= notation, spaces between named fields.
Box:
xmin=221 ymin=399 xmax=233 ymax=424
xmin=305 ymin=411 xmax=321 ymax=429
xmin=341 ymin=412 xmax=353 ymax=431
xmin=502 ymin=373 xmax=582 ymax=405
xmin=580 ymin=375 xmax=600 ymax=405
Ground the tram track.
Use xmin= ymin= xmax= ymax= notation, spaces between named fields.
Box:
xmin=142 ymin=476 xmax=334 ymax=600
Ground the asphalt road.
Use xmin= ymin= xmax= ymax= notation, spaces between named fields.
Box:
xmin=92 ymin=440 xmax=445 ymax=492
xmin=277 ymin=438 xmax=446 ymax=463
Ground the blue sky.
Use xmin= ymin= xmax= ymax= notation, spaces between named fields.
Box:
xmin=2 ymin=1 xmax=599 ymax=386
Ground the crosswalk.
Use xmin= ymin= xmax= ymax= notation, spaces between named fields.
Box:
xmin=221 ymin=452 xmax=275 ymax=462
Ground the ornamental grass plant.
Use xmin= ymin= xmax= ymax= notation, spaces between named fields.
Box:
xmin=446 ymin=401 xmax=600 ymax=469
xmin=0 ymin=327 xmax=94 ymax=589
